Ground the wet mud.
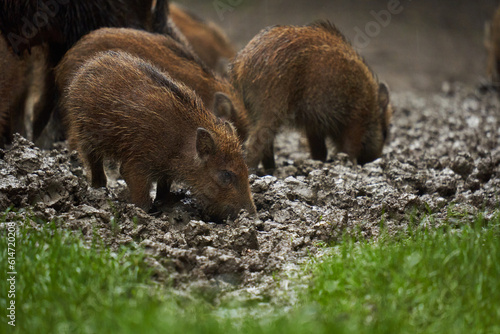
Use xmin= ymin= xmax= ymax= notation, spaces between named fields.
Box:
xmin=1 ymin=86 xmax=499 ymax=296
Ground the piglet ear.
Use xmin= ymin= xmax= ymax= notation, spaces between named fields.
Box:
xmin=378 ymin=83 xmax=390 ymax=110
xmin=213 ymin=92 xmax=235 ymax=120
xmin=196 ymin=128 xmax=216 ymax=160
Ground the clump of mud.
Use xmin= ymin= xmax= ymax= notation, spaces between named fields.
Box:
xmin=1 ymin=85 xmax=499 ymax=294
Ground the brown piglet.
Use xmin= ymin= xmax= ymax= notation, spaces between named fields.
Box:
xmin=169 ymin=2 xmax=236 ymax=76
xmin=231 ymin=21 xmax=392 ymax=171
xmin=64 ymin=51 xmax=256 ymax=220
xmin=56 ymin=28 xmax=248 ymax=142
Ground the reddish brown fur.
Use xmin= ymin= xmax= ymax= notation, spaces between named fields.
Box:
xmin=0 ymin=34 xmax=29 ymax=148
xmin=56 ymin=28 xmax=248 ymax=142
xmin=64 ymin=51 xmax=255 ymax=219
xmin=170 ymin=2 xmax=236 ymax=76
xmin=231 ymin=21 xmax=393 ymax=171
xmin=486 ymin=6 xmax=500 ymax=84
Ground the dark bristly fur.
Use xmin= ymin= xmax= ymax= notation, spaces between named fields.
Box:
xmin=230 ymin=20 xmax=393 ymax=171
xmin=56 ymin=28 xmax=249 ymax=142
xmin=64 ymin=51 xmax=255 ymax=219
xmin=0 ymin=0 xmax=169 ymax=55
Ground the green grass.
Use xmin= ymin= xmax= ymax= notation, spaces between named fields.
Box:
xmin=0 ymin=213 xmax=232 ymax=334
xmin=1 ymin=209 xmax=499 ymax=334
xmin=304 ymin=211 xmax=500 ymax=334
xmin=0 ymin=217 xmax=160 ymax=333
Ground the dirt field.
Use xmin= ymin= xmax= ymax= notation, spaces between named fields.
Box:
xmin=1 ymin=0 xmax=499 ymax=298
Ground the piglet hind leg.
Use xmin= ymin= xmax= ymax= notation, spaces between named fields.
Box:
xmin=245 ymin=117 xmax=280 ymax=173
xmin=153 ymin=177 xmax=174 ymax=208
xmin=120 ymin=161 xmax=153 ymax=213
xmin=261 ymin=141 xmax=276 ymax=174
xmin=84 ymin=150 xmax=107 ymax=188
xmin=306 ymin=128 xmax=327 ymax=162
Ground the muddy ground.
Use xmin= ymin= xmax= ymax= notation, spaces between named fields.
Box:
xmin=1 ymin=0 xmax=500 ymax=302
xmin=1 ymin=85 xmax=499 ymax=299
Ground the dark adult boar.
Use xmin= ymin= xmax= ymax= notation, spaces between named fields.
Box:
xmin=486 ymin=6 xmax=500 ymax=85
xmin=231 ymin=21 xmax=393 ymax=171
xmin=64 ymin=51 xmax=256 ymax=220
xmin=56 ymin=28 xmax=248 ymax=141
xmin=0 ymin=33 xmax=29 ymax=148
xmin=0 ymin=0 xmax=170 ymax=56
xmin=0 ymin=0 xmax=173 ymax=144
xmin=170 ymin=2 xmax=236 ymax=76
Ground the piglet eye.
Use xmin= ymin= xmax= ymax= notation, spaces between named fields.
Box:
xmin=218 ymin=170 xmax=235 ymax=186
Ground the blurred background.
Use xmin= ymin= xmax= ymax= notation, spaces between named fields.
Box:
xmin=176 ymin=0 xmax=498 ymax=92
